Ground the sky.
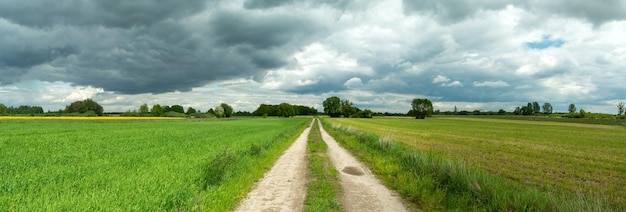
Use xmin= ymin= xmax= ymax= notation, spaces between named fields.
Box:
xmin=1 ymin=0 xmax=625 ymax=114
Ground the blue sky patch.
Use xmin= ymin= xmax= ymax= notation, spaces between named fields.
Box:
xmin=526 ymin=35 xmax=565 ymax=49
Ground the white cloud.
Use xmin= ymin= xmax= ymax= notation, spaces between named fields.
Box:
xmin=432 ymin=75 xmax=462 ymax=87
xmin=432 ymin=75 xmax=450 ymax=83
xmin=473 ymin=80 xmax=510 ymax=87
xmin=344 ymin=77 xmax=363 ymax=88
xmin=261 ymin=42 xmax=370 ymax=91
xmin=446 ymin=81 xmax=463 ymax=87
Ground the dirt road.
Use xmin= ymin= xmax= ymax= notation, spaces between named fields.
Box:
xmin=235 ymin=118 xmax=408 ymax=211
xmin=235 ymin=119 xmax=313 ymax=212
xmin=318 ymin=120 xmax=409 ymax=212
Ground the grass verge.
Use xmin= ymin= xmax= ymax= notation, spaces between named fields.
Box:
xmin=320 ymin=118 xmax=618 ymax=211
xmin=304 ymin=119 xmax=343 ymax=212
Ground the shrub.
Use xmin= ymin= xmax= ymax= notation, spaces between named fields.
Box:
xmin=199 ymin=148 xmax=237 ymax=189
xmin=163 ymin=111 xmax=188 ymax=117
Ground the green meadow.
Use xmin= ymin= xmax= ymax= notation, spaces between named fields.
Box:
xmin=0 ymin=118 xmax=309 ymax=211
xmin=323 ymin=117 xmax=626 ymax=210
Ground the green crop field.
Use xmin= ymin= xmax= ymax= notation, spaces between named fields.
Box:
xmin=0 ymin=117 xmax=309 ymax=211
xmin=324 ymin=117 xmax=626 ymax=208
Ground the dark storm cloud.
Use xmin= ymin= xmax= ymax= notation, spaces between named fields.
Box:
xmin=0 ymin=0 xmax=206 ymax=28
xmin=0 ymin=0 xmax=333 ymax=94
xmin=403 ymin=0 xmax=626 ymax=25
xmin=243 ymin=0 xmax=354 ymax=10
xmin=0 ymin=45 xmax=78 ymax=68
xmin=521 ymin=0 xmax=626 ymax=26
xmin=208 ymin=10 xmax=323 ymax=49
xmin=244 ymin=0 xmax=293 ymax=9
xmin=402 ymin=0 xmax=509 ymax=24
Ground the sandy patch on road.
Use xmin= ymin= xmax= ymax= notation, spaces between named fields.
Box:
xmin=235 ymin=120 xmax=313 ymax=212
xmin=318 ymin=120 xmax=409 ymax=212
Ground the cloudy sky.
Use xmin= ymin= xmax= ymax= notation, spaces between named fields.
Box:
xmin=1 ymin=0 xmax=625 ymax=114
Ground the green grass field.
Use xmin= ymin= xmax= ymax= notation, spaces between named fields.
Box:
xmin=0 ymin=117 xmax=309 ymax=211
xmin=324 ymin=117 xmax=626 ymax=208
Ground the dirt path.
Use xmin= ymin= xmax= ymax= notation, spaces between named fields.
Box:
xmin=318 ymin=120 xmax=409 ymax=212
xmin=235 ymin=119 xmax=408 ymax=211
xmin=234 ymin=119 xmax=313 ymax=212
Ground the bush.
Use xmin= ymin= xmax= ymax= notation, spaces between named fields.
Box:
xmin=84 ymin=110 xmax=98 ymax=117
xmin=163 ymin=111 xmax=188 ymax=117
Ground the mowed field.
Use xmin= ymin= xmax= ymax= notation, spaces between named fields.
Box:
xmin=0 ymin=117 xmax=309 ymax=211
xmin=324 ymin=117 xmax=626 ymax=207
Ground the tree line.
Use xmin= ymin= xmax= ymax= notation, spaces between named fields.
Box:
xmin=252 ymin=103 xmax=317 ymax=117
xmin=122 ymin=103 xmax=234 ymax=118
xmin=2 ymin=98 xmax=624 ymax=119
xmin=0 ymin=104 xmax=44 ymax=115
xmin=123 ymin=102 xmax=318 ymax=118
xmin=513 ymin=102 xmax=553 ymax=115
xmin=0 ymin=99 xmax=103 ymax=116
xmin=322 ymin=96 xmax=373 ymax=118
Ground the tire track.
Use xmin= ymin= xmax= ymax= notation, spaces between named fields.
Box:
xmin=235 ymin=119 xmax=314 ymax=212
xmin=317 ymin=120 xmax=409 ymax=212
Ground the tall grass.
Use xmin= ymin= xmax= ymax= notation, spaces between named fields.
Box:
xmin=321 ymin=120 xmax=617 ymax=211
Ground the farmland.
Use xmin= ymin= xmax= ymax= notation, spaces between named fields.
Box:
xmin=323 ymin=117 xmax=626 ymax=209
xmin=0 ymin=117 xmax=309 ymax=211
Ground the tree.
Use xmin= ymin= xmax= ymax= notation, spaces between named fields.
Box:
xmin=340 ymin=99 xmax=356 ymax=118
xmin=294 ymin=105 xmax=318 ymax=115
xmin=618 ymin=102 xmax=624 ymax=115
xmin=521 ymin=106 xmax=532 ymax=115
xmin=253 ymin=104 xmax=275 ymax=116
xmin=542 ymin=102 xmax=553 ymax=114
xmin=410 ymin=98 xmax=433 ymax=119
xmin=220 ymin=103 xmax=233 ymax=117
xmin=323 ymin=96 xmax=341 ymax=117
xmin=170 ymin=105 xmax=185 ymax=114
xmin=580 ymin=108 xmax=586 ymax=118
xmin=532 ymin=102 xmax=540 ymax=114
xmin=0 ymin=103 xmax=6 ymax=115
xmin=65 ymin=98 xmax=103 ymax=116
xmin=568 ymin=103 xmax=576 ymax=113
xmin=514 ymin=106 xmax=521 ymax=115
xmin=498 ymin=109 xmax=506 ymax=115
xmin=277 ymin=103 xmax=295 ymax=117
xmin=214 ymin=105 xmax=225 ymax=118
xmin=359 ymin=109 xmax=373 ymax=118
xmin=186 ymin=107 xmax=197 ymax=115
xmin=151 ymin=104 xmax=163 ymax=117
xmin=83 ymin=99 xmax=103 ymax=116
xmin=526 ymin=102 xmax=534 ymax=114
xmin=139 ymin=103 xmax=149 ymax=116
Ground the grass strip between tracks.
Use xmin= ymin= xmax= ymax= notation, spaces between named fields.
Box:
xmin=304 ymin=119 xmax=343 ymax=212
